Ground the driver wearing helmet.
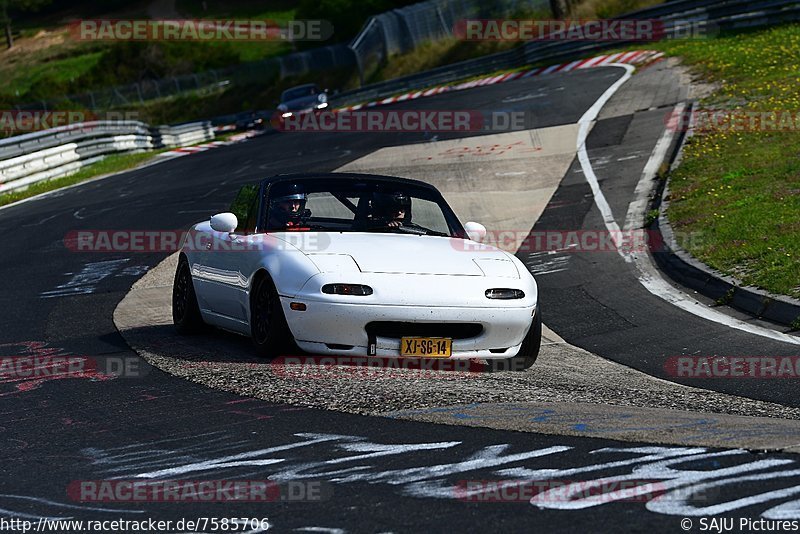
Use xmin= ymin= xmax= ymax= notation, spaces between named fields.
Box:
xmin=369 ymin=191 xmax=411 ymax=228
xmin=268 ymin=184 xmax=310 ymax=229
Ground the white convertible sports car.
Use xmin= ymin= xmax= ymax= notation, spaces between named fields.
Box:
xmin=172 ymin=173 xmax=541 ymax=370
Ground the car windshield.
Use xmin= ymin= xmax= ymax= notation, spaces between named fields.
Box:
xmin=281 ymin=85 xmax=318 ymax=101
xmin=263 ymin=178 xmax=463 ymax=237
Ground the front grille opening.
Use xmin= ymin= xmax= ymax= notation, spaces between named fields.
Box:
xmin=366 ymin=322 xmax=483 ymax=340
xmin=326 ymin=344 xmax=354 ymax=350
xmin=489 ymin=348 xmax=509 ymax=354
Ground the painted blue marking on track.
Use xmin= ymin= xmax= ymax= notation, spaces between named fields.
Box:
xmin=531 ymin=409 xmax=556 ymax=422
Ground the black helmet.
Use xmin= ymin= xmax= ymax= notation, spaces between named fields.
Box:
xmin=372 ymin=191 xmax=411 ymax=219
xmin=269 ymin=184 xmax=308 ymax=226
xmin=271 ymin=183 xmax=308 ymax=206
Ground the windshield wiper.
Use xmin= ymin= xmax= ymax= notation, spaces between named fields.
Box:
xmin=362 ymin=223 xmax=449 ymax=237
xmin=400 ymin=223 xmax=449 ymax=236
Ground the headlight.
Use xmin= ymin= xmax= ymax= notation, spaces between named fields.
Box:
xmin=281 ymin=112 xmax=293 ymax=118
xmin=316 ymin=102 xmax=328 ymax=109
xmin=485 ymin=288 xmax=525 ymax=299
xmin=322 ymin=284 xmax=373 ymax=296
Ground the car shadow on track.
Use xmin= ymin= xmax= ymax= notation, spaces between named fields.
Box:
xmin=126 ymin=323 xmax=501 ymax=374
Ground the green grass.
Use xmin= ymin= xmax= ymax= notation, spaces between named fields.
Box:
xmin=193 ymin=36 xmax=293 ymax=64
xmin=169 ymin=0 xmax=299 ymax=62
xmin=0 ymin=150 xmax=164 ymax=207
xmin=651 ymin=24 xmax=800 ymax=299
xmin=0 ymin=48 xmax=104 ymax=100
xmin=0 ymin=39 xmax=295 ymax=107
xmin=572 ymin=0 xmax=665 ymax=18
xmin=368 ymin=37 xmax=521 ymax=84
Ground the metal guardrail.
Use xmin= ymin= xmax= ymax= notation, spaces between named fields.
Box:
xmin=0 ymin=120 xmax=214 ymax=194
xmin=331 ymin=0 xmax=800 ymax=109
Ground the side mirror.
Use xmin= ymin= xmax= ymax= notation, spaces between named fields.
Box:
xmin=210 ymin=212 xmax=238 ymax=233
xmin=464 ymin=221 xmax=487 ymax=242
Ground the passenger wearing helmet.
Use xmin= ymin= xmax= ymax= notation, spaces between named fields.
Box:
xmin=268 ymin=185 xmax=310 ymax=229
xmin=369 ymin=191 xmax=411 ymax=228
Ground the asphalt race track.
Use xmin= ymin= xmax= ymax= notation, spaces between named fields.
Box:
xmin=2 ymin=63 xmax=800 ymax=533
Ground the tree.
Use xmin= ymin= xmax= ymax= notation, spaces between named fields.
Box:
xmin=0 ymin=0 xmax=52 ymax=49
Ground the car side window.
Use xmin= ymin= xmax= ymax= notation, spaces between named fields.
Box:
xmin=229 ymin=184 xmax=259 ymax=234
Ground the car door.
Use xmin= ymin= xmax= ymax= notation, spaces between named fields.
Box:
xmin=200 ymin=184 xmax=261 ymax=324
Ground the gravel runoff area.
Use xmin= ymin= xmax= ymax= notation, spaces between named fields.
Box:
xmin=118 ymin=253 xmax=800 ymax=423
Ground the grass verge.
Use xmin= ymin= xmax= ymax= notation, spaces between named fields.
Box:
xmin=0 ymin=150 xmax=165 ymax=208
xmin=650 ymin=24 xmax=800 ymax=299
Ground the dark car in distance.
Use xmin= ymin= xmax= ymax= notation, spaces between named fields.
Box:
xmin=277 ymin=84 xmax=329 ymax=118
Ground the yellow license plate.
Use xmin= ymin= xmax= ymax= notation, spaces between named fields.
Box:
xmin=400 ymin=337 xmax=452 ymax=357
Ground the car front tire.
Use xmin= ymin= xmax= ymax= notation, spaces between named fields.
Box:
xmin=490 ymin=306 xmax=542 ymax=372
xmin=173 ymin=256 xmax=204 ymax=334
xmin=251 ymin=274 xmax=293 ymax=358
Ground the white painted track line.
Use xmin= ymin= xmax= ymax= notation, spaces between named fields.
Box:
xmin=577 ymin=64 xmax=800 ymax=345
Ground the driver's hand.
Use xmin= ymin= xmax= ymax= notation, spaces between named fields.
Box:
xmin=387 ymin=220 xmax=402 ymax=227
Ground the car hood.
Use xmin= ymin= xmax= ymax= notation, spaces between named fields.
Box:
xmin=290 ymin=232 xmax=516 ymax=276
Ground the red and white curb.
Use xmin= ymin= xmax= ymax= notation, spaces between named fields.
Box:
xmin=157 ymin=140 xmax=227 ymax=157
xmin=156 ymin=130 xmax=265 ymax=158
xmin=337 ymin=50 xmax=664 ymax=112
xmin=173 ymin=141 xmax=227 ymax=154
